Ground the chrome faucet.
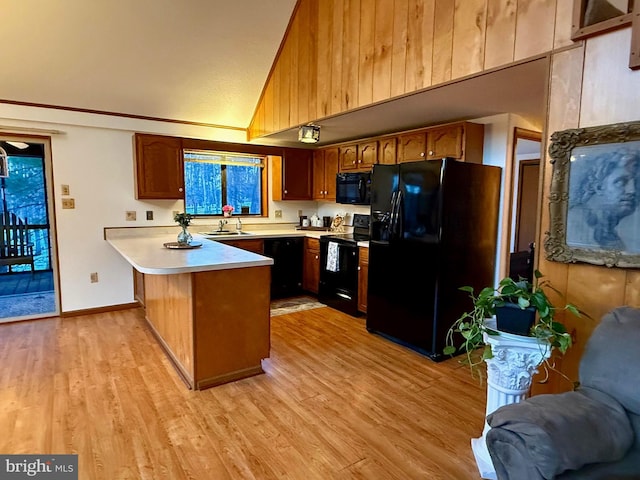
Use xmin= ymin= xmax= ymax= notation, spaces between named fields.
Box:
xmin=218 ymin=219 xmax=227 ymax=231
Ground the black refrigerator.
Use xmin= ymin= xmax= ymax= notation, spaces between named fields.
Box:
xmin=366 ymin=158 xmax=501 ymax=360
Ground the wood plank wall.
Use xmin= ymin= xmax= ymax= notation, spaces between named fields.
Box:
xmin=248 ymin=0 xmax=560 ymax=140
xmin=535 ymin=27 xmax=640 ymax=393
xmin=250 ymin=0 xmax=640 ymax=394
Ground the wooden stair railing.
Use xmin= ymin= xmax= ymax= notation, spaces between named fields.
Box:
xmin=0 ymin=211 xmax=34 ymax=273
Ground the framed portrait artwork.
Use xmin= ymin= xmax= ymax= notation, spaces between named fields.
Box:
xmin=0 ymin=147 xmax=8 ymax=178
xmin=545 ymin=121 xmax=640 ymax=268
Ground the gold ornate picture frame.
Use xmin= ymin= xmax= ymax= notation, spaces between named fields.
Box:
xmin=545 ymin=121 xmax=640 ymax=268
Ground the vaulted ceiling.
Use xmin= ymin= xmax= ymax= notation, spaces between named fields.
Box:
xmin=0 ymin=1 xmax=547 ymax=147
xmin=0 ymin=0 xmax=297 ymax=129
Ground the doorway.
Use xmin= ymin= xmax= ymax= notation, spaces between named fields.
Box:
xmin=507 ymin=128 xmax=542 ymax=282
xmin=0 ymin=136 xmax=59 ymax=322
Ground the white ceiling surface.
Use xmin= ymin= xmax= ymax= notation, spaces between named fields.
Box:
xmin=0 ymin=0 xmax=297 ymax=128
xmin=0 ymin=1 xmax=548 ymax=146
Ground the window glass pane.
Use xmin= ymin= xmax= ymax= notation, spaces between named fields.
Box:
xmin=184 ymin=160 xmax=222 ymax=215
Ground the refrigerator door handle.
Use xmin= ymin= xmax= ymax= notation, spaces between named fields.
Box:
xmin=395 ymin=190 xmax=403 ymax=239
xmin=389 ymin=191 xmax=398 ymax=235
xmin=390 ymin=191 xmax=401 ymax=240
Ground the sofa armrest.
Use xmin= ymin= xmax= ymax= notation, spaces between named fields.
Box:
xmin=486 ymin=388 xmax=633 ymax=480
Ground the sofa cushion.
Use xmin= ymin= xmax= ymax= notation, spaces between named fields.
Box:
xmin=580 ymin=306 xmax=640 ymax=415
xmin=487 ymin=388 xmax=633 ymax=479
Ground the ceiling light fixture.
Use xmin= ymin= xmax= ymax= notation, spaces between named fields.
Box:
xmin=298 ymin=124 xmax=320 ymax=144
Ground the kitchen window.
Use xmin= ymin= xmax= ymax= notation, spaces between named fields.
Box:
xmin=183 ymin=149 xmax=265 ymax=216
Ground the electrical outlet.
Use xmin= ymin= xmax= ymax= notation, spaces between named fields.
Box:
xmin=90 ymin=272 xmax=99 ymax=283
xmin=61 ymin=184 xmax=70 ymax=195
xmin=126 ymin=211 xmax=136 ymax=221
xmin=146 ymin=210 xmax=153 ymax=220
xmin=61 ymin=198 xmax=75 ymax=209
xmin=275 ymin=210 xmax=282 ymax=218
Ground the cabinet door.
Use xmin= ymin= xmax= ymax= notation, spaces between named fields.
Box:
xmin=272 ymin=150 xmax=312 ymax=200
xmin=397 ymin=132 xmax=426 ymax=163
xmin=312 ymin=150 xmax=326 ymax=200
xmin=378 ymin=137 xmax=397 ymax=165
xmin=134 ymin=134 xmax=184 ymax=199
xmin=426 ymin=124 xmax=464 ymax=160
xmin=358 ymin=141 xmax=378 ymax=169
xmin=339 ymin=144 xmax=358 ymax=171
xmin=358 ymin=246 xmax=369 ymax=313
xmin=323 ymin=147 xmax=339 ymax=201
xmin=303 ymin=238 xmax=320 ymax=294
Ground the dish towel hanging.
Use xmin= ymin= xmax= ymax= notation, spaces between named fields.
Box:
xmin=326 ymin=242 xmax=340 ymax=272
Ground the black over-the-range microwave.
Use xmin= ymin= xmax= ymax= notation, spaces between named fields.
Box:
xmin=336 ymin=171 xmax=371 ymax=205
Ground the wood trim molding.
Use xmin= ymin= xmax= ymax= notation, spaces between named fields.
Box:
xmin=60 ymin=302 xmax=139 ymax=317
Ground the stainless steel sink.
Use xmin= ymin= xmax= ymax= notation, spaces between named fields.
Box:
xmin=200 ymin=230 xmax=253 ymax=236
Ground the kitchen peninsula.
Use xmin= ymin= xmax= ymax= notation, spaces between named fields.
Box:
xmin=106 ymin=229 xmax=274 ymax=390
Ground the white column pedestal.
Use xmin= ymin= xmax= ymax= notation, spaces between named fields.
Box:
xmin=472 ymin=329 xmax=550 ymax=480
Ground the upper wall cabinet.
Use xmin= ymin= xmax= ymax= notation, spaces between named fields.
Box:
xmin=397 ymin=133 xmax=427 ymax=163
xmin=378 ymin=137 xmax=397 ymax=165
xmin=397 ymin=122 xmax=484 ymax=164
xmin=272 ymin=149 xmax=313 ymax=201
xmin=313 ymin=147 xmax=338 ymax=201
xmin=339 ymin=141 xmax=378 ymax=172
xmin=134 ymin=134 xmax=184 ymax=199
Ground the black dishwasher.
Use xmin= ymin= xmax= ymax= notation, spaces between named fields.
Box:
xmin=263 ymin=237 xmax=303 ymax=299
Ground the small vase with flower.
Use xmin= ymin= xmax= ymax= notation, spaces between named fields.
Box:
xmin=174 ymin=212 xmax=193 ymax=245
xmin=222 ymin=204 xmax=234 ymax=218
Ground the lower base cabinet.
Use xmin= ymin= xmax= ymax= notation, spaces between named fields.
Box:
xmin=303 ymin=237 xmax=320 ymax=294
xmin=358 ymin=246 xmax=369 ymax=313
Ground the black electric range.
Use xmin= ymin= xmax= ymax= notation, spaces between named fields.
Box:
xmin=321 ymin=213 xmax=371 ymax=245
xmin=318 ymin=214 xmax=370 ymax=316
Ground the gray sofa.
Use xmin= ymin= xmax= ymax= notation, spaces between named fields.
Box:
xmin=485 ymin=306 xmax=640 ymax=479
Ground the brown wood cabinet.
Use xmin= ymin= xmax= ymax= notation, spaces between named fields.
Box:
xmin=397 ymin=132 xmax=427 ymax=163
xmin=303 ymin=237 xmax=320 ymax=294
xmin=339 ymin=141 xmax=378 ymax=171
xmin=271 ymin=150 xmax=313 ymax=200
xmin=134 ymin=134 xmax=185 ymax=199
xmin=338 ymin=144 xmax=358 ymax=171
xmin=378 ymin=137 xmax=397 ymax=165
xmin=358 ymin=246 xmax=369 ymax=314
xmin=396 ymin=122 xmax=484 ymax=164
xmin=358 ymin=141 xmax=378 ymax=169
xmin=218 ymin=238 xmax=264 ymax=254
xmin=312 ymin=148 xmax=338 ymax=201
xmin=425 ymin=122 xmax=484 ymax=163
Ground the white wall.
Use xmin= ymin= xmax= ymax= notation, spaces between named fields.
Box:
xmin=1 ymin=103 xmax=528 ymax=311
xmin=0 ymin=104 xmax=378 ymax=312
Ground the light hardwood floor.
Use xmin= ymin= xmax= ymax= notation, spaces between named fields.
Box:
xmin=0 ymin=305 xmax=486 ymax=479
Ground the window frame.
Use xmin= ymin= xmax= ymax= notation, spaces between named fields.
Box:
xmin=179 ymin=138 xmax=286 ymax=219
xmin=183 ymin=149 xmax=267 ymax=217
xmin=571 ymin=0 xmax=639 ymax=69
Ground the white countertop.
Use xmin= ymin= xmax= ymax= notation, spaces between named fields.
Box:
xmin=107 ymin=232 xmax=274 ymax=275
xmin=105 ymin=226 xmax=369 ymax=274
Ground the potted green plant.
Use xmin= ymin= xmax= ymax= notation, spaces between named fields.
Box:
xmin=444 ymin=270 xmax=585 ymax=381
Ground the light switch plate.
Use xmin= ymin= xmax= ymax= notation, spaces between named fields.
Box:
xmin=61 ymin=184 xmax=70 ymax=195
